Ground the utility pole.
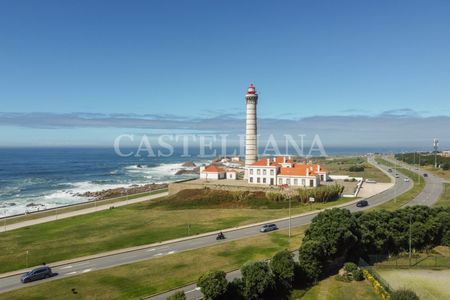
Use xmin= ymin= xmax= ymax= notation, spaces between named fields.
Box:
xmin=288 ymin=195 xmax=291 ymax=238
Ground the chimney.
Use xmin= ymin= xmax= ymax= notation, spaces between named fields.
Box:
xmin=283 ymin=156 xmax=286 ymax=163
xmin=267 ymin=158 xmax=270 ymax=166
xmin=306 ymin=168 xmax=309 ymax=176
xmin=317 ymin=165 xmax=320 ymax=172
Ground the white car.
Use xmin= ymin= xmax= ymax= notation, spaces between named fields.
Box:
xmin=404 ymin=178 xmax=410 ymax=182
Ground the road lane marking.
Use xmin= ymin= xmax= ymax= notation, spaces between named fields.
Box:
xmin=185 ymin=287 xmax=201 ymax=294
xmin=82 ymin=269 xmax=92 ymax=273
xmin=146 ymin=248 xmax=156 ymax=252
xmin=153 ymin=253 xmax=163 ymax=257
xmin=167 ymin=251 xmax=175 ymax=255
xmin=66 ymin=271 xmax=77 ymax=275
xmin=60 ymin=265 xmax=72 ymax=269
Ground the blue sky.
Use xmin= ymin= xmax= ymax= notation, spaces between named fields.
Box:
xmin=0 ymin=0 xmax=449 ymax=148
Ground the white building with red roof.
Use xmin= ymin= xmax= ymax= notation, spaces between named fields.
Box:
xmin=246 ymin=156 xmax=329 ymax=187
xmin=199 ymin=165 xmax=240 ymax=180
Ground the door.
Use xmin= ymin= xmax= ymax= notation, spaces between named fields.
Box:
xmin=309 ymin=180 xmax=314 ymax=187
xmin=270 ymin=178 xmax=274 ymax=185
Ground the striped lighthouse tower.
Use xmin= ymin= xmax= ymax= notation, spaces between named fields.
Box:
xmin=245 ymin=84 xmax=258 ymax=168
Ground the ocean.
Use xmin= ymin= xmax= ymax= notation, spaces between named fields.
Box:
xmin=0 ymin=146 xmax=411 ymax=217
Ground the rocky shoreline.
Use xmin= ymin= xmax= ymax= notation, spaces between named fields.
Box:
xmin=76 ymin=183 xmax=168 ymax=201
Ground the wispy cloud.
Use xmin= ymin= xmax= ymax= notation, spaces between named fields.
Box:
xmin=0 ymin=110 xmax=448 ymax=147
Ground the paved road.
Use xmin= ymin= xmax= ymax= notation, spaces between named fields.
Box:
xmin=0 ymin=191 xmax=169 ymax=232
xmin=382 ymin=156 xmax=444 ymax=207
xmin=0 ymin=158 xmax=413 ymax=295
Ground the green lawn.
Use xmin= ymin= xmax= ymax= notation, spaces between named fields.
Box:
xmin=290 ymin=275 xmax=379 ymax=300
xmin=376 ymin=268 xmax=450 ymax=300
xmin=434 ymin=183 xmax=450 ymax=208
xmin=0 ymin=192 xmax=353 ymax=274
xmin=0 ymin=227 xmax=306 ymax=300
xmin=371 ymin=157 xmax=425 ymax=211
xmin=313 ymin=156 xmax=391 ymax=183
xmin=4 ymin=188 xmax=168 ymax=225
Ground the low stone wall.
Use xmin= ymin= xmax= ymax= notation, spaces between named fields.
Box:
xmin=168 ymin=180 xmax=284 ymax=195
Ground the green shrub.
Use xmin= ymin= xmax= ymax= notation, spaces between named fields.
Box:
xmin=349 ymin=165 xmax=365 ymax=172
xmin=297 ymin=184 xmax=344 ymax=203
xmin=166 ymin=290 xmax=186 ymax=300
xmin=335 ymin=274 xmax=351 ymax=282
xmin=343 ymin=262 xmax=358 ymax=273
xmin=391 ymin=288 xmax=420 ymax=300
xmin=352 ymin=269 xmax=364 ymax=281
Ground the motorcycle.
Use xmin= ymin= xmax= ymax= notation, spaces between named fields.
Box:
xmin=216 ymin=232 xmax=226 ymax=240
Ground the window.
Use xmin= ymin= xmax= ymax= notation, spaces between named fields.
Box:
xmin=250 ymin=169 xmax=253 ymax=175
xmin=270 ymin=169 xmax=274 ymax=175
xmin=302 ymin=179 xmax=305 ymax=186
xmin=263 ymin=169 xmax=267 ymax=175
xmin=278 ymin=178 xmax=282 ymax=184
xmin=286 ymin=178 xmax=290 ymax=185
xmin=257 ymin=169 xmax=261 ymax=175
xmin=294 ymin=179 xmax=298 ymax=185
xmin=250 ymin=177 xmax=253 ymax=183
xmin=263 ymin=178 xmax=266 ymax=183
xmin=257 ymin=177 xmax=260 ymax=183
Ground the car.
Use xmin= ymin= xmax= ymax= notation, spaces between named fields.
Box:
xmin=395 ymin=174 xmax=400 ymax=178
xmin=423 ymin=173 xmax=428 ymax=177
xmin=260 ymin=223 xmax=278 ymax=233
xmin=387 ymin=168 xmax=392 ymax=172
xmin=365 ymin=179 xmax=377 ymax=183
xmin=356 ymin=200 xmax=369 ymax=207
xmin=20 ymin=266 xmax=55 ymax=283
xmin=404 ymin=178 xmax=410 ymax=182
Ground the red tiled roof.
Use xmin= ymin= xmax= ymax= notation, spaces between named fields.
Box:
xmin=250 ymin=156 xmax=294 ymax=167
xmin=202 ymin=165 xmax=225 ymax=173
xmin=278 ymin=164 xmax=327 ymax=177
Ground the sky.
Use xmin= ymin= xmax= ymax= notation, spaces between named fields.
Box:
xmin=0 ymin=0 xmax=449 ymax=149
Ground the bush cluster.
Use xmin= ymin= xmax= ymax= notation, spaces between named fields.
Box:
xmin=349 ymin=165 xmax=365 ymax=172
xmin=195 ymin=250 xmax=295 ymax=300
xmin=391 ymin=289 xmax=420 ymax=300
xmin=296 ymin=184 xmax=344 ymax=203
xmin=363 ymin=269 xmax=390 ymax=300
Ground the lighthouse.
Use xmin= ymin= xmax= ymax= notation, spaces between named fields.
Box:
xmin=245 ymin=84 xmax=258 ymax=168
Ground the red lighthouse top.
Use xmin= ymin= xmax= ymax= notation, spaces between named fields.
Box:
xmin=247 ymin=84 xmax=256 ymax=94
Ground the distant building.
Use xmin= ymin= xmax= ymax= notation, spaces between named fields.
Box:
xmin=441 ymin=151 xmax=450 ymax=158
xmin=199 ymin=165 xmax=239 ymax=180
xmin=246 ymin=156 xmax=329 ymax=187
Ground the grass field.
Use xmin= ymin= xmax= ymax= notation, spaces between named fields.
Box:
xmin=423 ymin=166 xmax=450 ymax=181
xmin=0 ymin=192 xmax=353 ymax=274
xmin=313 ymin=156 xmax=390 ymax=183
xmin=3 ymin=188 xmax=168 ymax=225
xmin=434 ymin=183 xmax=450 ymax=208
xmin=290 ymin=275 xmax=379 ymax=300
xmin=371 ymin=157 xmax=425 ymax=211
xmin=0 ymin=226 xmax=306 ymax=300
xmin=374 ymin=251 xmax=450 ymax=269
xmin=376 ymin=268 xmax=450 ymax=300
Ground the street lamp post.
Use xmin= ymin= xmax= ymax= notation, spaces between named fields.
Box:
xmin=288 ymin=195 xmax=291 ymax=238
xmin=409 ymin=214 xmax=412 ymax=267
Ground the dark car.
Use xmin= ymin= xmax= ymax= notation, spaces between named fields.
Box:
xmin=423 ymin=173 xmax=428 ymax=177
xmin=260 ymin=223 xmax=278 ymax=233
xmin=356 ymin=200 xmax=369 ymax=207
xmin=21 ymin=266 xmax=54 ymax=283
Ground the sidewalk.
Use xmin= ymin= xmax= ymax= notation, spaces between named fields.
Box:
xmin=0 ymin=191 xmax=168 ymax=232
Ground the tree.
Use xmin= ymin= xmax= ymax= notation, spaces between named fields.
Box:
xmin=166 ymin=291 xmax=186 ymax=300
xmin=270 ymin=250 xmax=295 ymax=294
xmin=302 ymin=208 xmax=361 ymax=261
xmin=197 ymin=270 xmax=228 ymax=300
xmin=298 ymin=240 xmax=325 ymax=282
xmin=241 ymin=261 xmax=275 ymax=300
